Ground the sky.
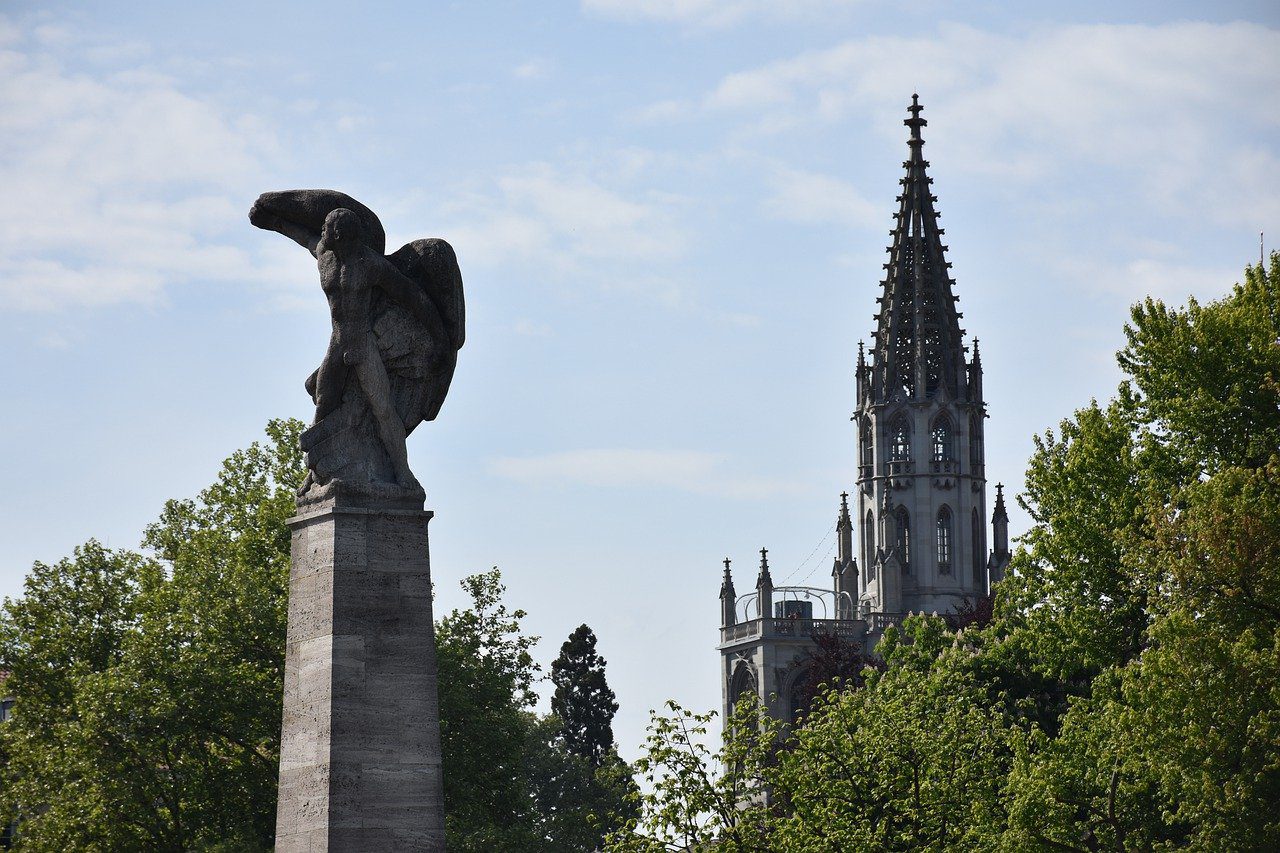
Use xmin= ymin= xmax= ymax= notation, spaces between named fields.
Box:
xmin=1 ymin=1 xmax=1277 ymax=760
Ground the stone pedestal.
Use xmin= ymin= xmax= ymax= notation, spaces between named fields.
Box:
xmin=275 ymin=499 xmax=445 ymax=852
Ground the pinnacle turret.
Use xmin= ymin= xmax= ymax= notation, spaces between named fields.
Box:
xmin=756 ymin=548 xmax=773 ymax=587
xmin=720 ymin=557 xmax=737 ymax=628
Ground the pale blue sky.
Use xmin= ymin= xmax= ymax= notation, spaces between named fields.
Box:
xmin=2 ymin=1 xmax=1277 ymax=759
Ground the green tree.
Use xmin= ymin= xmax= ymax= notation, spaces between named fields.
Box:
xmin=604 ymin=698 xmax=777 ymax=853
xmin=769 ymin=617 xmax=1016 ymax=852
xmin=0 ymin=418 xmax=304 ymax=851
xmin=1002 ymin=255 xmax=1280 ymax=849
xmin=551 ymin=623 xmax=619 ymax=767
xmin=612 ymin=256 xmax=1280 ymax=851
xmin=436 ymin=567 xmax=543 ymax=852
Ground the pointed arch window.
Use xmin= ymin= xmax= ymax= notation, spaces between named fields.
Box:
xmin=895 ymin=507 xmax=911 ymax=572
xmin=931 ymin=417 xmax=954 ymax=462
xmin=969 ymin=412 xmax=984 ymax=467
xmin=937 ymin=506 xmax=953 ymax=573
xmin=971 ymin=508 xmax=983 ymax=583
xmin=864 ymin=510 xmax=876 ymax=571
xmin=890 ymin=416 xmax=912 ymax=462
xmin=860 ymin=419 xmax=874 ymax=468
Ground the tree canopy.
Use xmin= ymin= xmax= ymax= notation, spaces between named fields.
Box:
xmin=0 ymin=421 xmax=636 ymax=852
xmin=609 ymin=255 xmax=1280 ymax=851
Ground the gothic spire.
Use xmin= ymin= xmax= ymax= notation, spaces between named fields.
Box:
xmin=872 ymin=94 xmax=965 ymax=402
xmin=720 ymin=557 xmax=735 ymax=598
xmin=756 ymin=548 xmax=773 ymax=587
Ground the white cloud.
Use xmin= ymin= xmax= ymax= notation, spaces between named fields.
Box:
xmin=513 ymin=58 xmax=551 ymax=80
xmin=623 ymin=98 xmax=695 ymax=124
xmin=490 ymin=449 xmax=799 ymax=499
xmin=582 ymin=0 xmax=862 ymax=28
xmin=441 ymin=162 xmax=689 ymax=275
xmin=1061 ymin=256 xmax=1241 ymax=304
xmin=0 ymin=20 xmax=284 ymax=311
xmin=761 ymin=163 xmax=879 ymax=229
xmin=513 ymin=318 xmax=552 ymax=336
xmin=698 ymin=22 xmax=1280 ymax=226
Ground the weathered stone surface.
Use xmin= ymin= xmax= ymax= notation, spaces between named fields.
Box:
xmin=249 ymin=189 xmax=465 ymax=503
xmin=275 ymin=498 xmax=445 ymax=852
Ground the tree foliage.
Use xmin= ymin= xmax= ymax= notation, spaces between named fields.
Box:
xmin=1 ymin=420 xmax=637 ymax=852
xmin=610 ymin=254 xmax=1280 ymax=851
xmin=551 ymin=623 xmax=620 ymax=767
xmin=0 ymin=418 xmax=304 ymax=851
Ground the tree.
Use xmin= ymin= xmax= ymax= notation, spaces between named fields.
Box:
xmin=612 ymin=255 xmax=1280 ymax=851
xmin=0 ymin=418 xmax=304 ymax=851
xmin=604 ymin=698 xmax=777 ymax=853
xmin=0 ymin=420 xmax=637 ymax=851
xmin=769 ymin=617 xmax=1017 ymax=851
xmin=436 ymin=567 xmax=544 ymax=852
xmin=551 ymin=624 xmax=619 ymax=767
xmin=791 ymin=629 xmax=881 ymax=716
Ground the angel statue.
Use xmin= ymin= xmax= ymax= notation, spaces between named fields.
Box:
xmin=249 ymin=190 xmax=465 ymax=505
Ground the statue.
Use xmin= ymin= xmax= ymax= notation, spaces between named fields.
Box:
xmin=249 ymin=190 xmax=465 ymax=505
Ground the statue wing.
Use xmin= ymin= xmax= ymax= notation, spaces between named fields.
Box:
xmin=248 ymin=189 xmax=387 ymax=256
xmin=378 ymin=238 xmax=465 ymax=427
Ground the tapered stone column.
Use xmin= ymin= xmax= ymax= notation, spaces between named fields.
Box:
xmin=274 ymin=497 xmax=445 ymax=852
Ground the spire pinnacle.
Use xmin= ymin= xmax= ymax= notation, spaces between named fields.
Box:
xmin=757 ymin=547 xmax=772 ymax=587
xmin=994 ymin=483 xmax=1008 ymax=519
xmin=905 ymin=93 xmax=927 ymax=148
xmin=870 ymin=94 xmax=964 ymax=403
xmin=720 ymin=557 xmax=735 ymax=599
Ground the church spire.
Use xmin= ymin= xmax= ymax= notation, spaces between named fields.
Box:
xmin=720 ymin=558 xmax=736 ymax=628
xmin=872 ymin=94 xmax=965 ymax=403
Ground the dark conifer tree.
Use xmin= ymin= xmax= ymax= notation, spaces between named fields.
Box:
xmin=550 ymin=624 xmax=618 ymax=767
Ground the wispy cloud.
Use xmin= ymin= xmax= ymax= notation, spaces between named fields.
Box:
xmin=760 ymin=163 xmax=879 ymax=229
xmin=438 ymin=160 xmax=694 ymax=308
xmin=490 ymin=449 xmax=800 ymax=499
xmin=513 ymin=58 xmax=552 ymax=80
xmin=0 ymin=18 xmax=285 ymax=312
xmin=581 ymin=0 xmax=862 ymax=28
xmin=692 ymin=22 xmax=1280 ymax=227
xmin=1059 ymin=256 xmax=1241 ymax=304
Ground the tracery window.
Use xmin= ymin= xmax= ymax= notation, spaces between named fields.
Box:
xmin=969 ymin=413 xmax=983 ymax=467
xmin=895 ymin=507 xmax=911 ymax=572
xmin=931 ymin=417 xmax=954 ymax=462
xmin=860 ymin=420 xmax=874 ymax=467
xmin=864 ymin=510 xmax=876 ymax=569
xmin=972 ymin=508 xmax=983 ymax=583
xmin=890 ymin=416 xmax=912 ymax=462
xmin=937 ymin=506 xmax=953 ymax=573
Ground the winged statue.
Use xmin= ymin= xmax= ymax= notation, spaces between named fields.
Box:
xmin=249 ymin=189 xmax=465 ymax=505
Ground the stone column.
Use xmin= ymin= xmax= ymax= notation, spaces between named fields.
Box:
xmin=275 ymin=497 xmax=445 ymax=852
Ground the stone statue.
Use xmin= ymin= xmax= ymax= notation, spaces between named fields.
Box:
xmin=249 ymin=190 xmax=465 ymax=505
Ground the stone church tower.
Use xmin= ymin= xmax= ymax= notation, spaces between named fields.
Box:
xmin=718 ymin=96 xmax=1011 ymax=727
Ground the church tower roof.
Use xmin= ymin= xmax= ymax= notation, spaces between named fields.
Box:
xmin=872 ymin=94 xmax=965 ymax=402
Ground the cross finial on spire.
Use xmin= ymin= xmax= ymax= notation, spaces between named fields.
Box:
xmin=723 ymin=557 xmax=731 ymax=573
xmin=905 ymin=93 xmax=927 ymax=146
xmin=756 ymin=548 xmax=773 ymax=587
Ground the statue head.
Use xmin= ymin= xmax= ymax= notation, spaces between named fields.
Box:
xmin=321 ymin=208 xmax=362 ymax=253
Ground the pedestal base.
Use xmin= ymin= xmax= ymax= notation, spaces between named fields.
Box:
xmin=275 ymin=500 xmax=445 ymax=852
